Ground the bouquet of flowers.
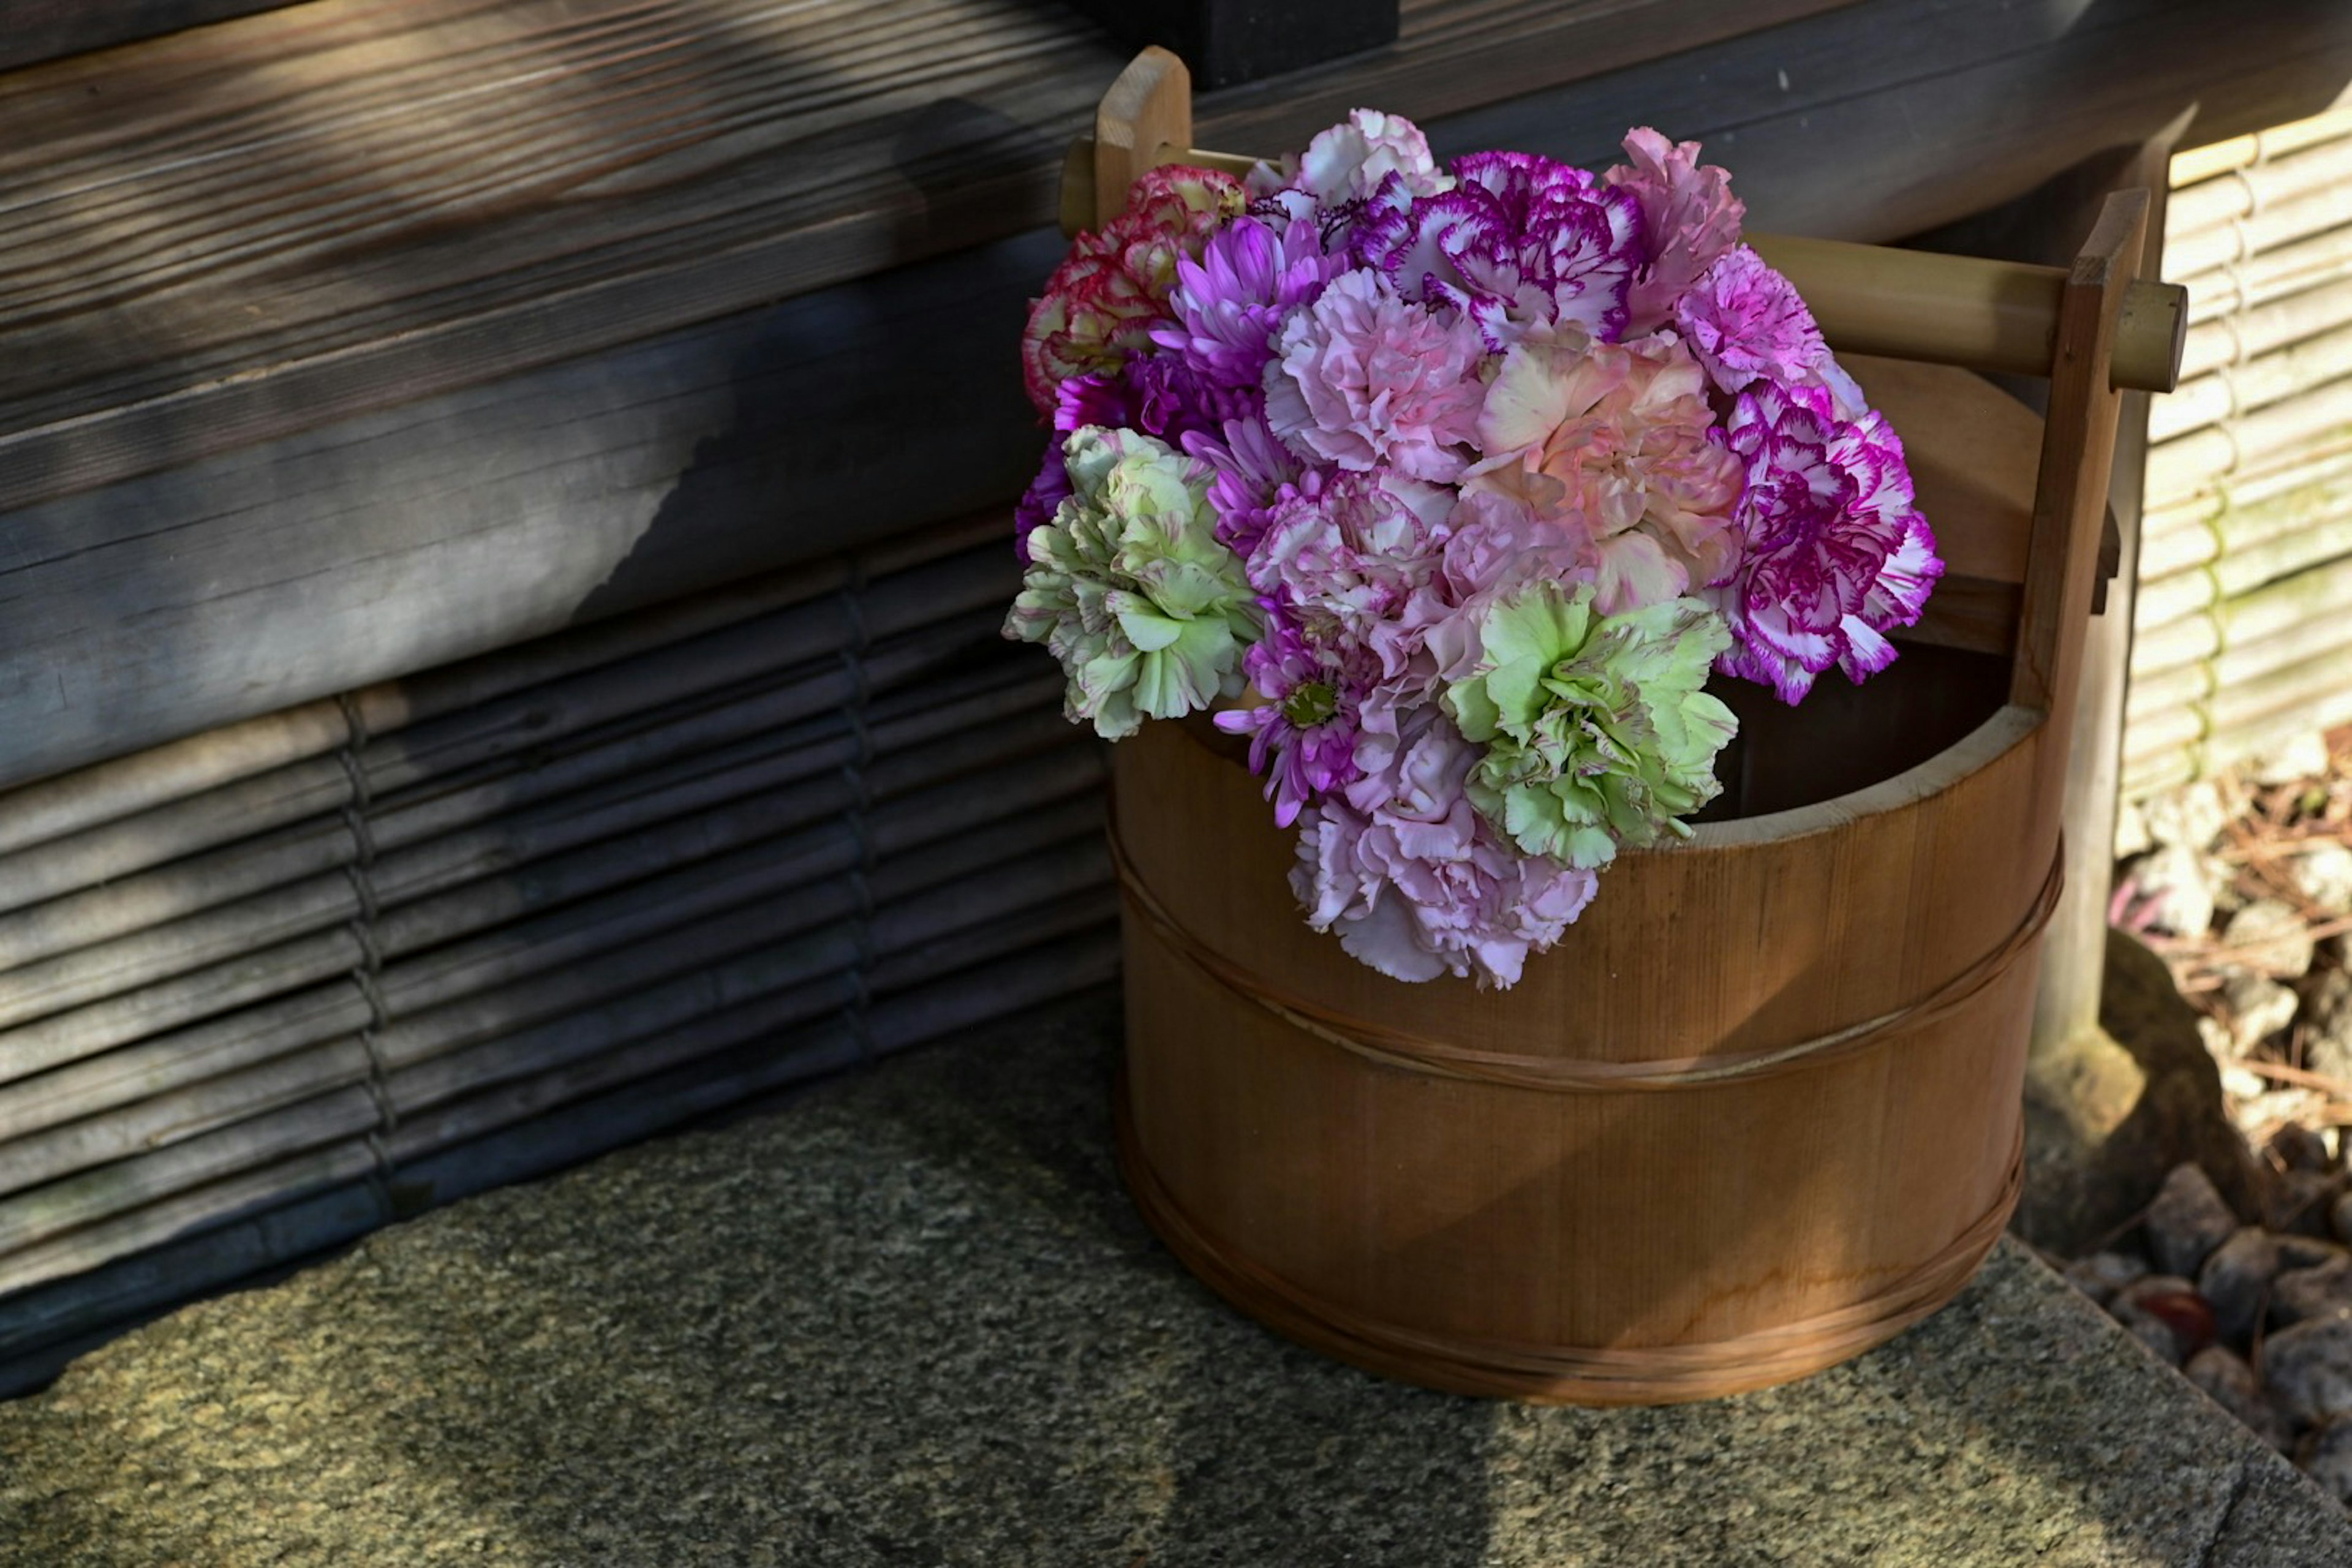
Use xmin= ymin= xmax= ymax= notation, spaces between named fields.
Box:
xmin=1005 ymin=111 xmax=1940 ymax=988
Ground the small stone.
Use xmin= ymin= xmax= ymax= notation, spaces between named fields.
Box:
xmin=2300 ymin=1417 xmax=2352 ymax=1504
xmin=2271 ymin=1121 xmax=2337 ymax=1174
xmin=2261 ymin=1314 xmax=2352 ymax=1424
xmin=2290 ymin=841 xmax=2352 ymax=914
xmin=2146 ymin=1162 xmax=2241 ymax=1277
xmin=2185 ymin=1345 xmax=2296 ymax=1450
xmin=2305 ymin=970 xmax=2352 ymax=1085
xmin=2222 ymin=970 xmax=2301 ymax=1049
xmin=2143 ymin=779 xmax=2241 ymax=853
xmin=2274 ymin=1254 xmax=2352 ymax=1327
xmin=2128 ymin=844 xmax=2217 ymax=936
xmin=2225 ymin=900 xmax=2317 ymax=979
xmin=2062 ymin=1250 xmax=2149 ymax=1306
xmin=2278 ymin=1169 xmax=2349 ymax=1238
xmin=2251 ymin=731 xmax=2333 ymax=786
xmin=2204 ymin=1228 xmax=2285 ymax=1344
xmin=2112 ymin=1274 xmax=2218 ymax=1360
xmin=2114 ymin=798 xmax=2154 ymax=859
xmin=2218 ymin=1058 xmax=2267 ymax=1099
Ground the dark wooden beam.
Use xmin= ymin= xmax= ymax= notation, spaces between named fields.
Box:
xmin=0 ymin=1 xmax=300 ymax=74
xmin=1055 ymin=0 xmax=1398 ymax=89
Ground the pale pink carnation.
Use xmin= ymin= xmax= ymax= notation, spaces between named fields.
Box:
xmin=1289 ymin=699 xmax=1596 ymax=987
xmin=1264 ymin=270 xmax=1489 ymax=482
xmin=1289 ymin=109 xmax=1455 ymax=207
xmin=1246 ymin=469 xmax=1453 ymax=648
xmin=1464 ymin=328 xmax=1743 ymax=612
xmin=1675 ymin=246 xmax=1868 ymax=413
xmin=1604 ymin=128 xmax=1744 ymax=336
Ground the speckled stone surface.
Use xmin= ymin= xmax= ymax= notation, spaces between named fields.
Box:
xmin=2 ymin=990 xmax=2348 ymax=1567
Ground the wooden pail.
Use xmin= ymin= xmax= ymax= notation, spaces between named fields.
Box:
xmin=1111 ymin=667 xmax=2049 ymax=1405
xmin=1068 ymin=48 xmax=2179 ymax=1406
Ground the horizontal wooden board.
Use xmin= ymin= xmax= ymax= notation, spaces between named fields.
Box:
xmin=0 ymin=0 xmax=1867 ymax=514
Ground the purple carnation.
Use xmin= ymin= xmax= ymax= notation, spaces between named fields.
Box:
xmin=1263 ymin=269 xmax=1488 ymax=482
xmin=1604 ymin=128 xmax=1744 ymax=337
xmin=1215 ymin=604 xmax=1374 ymax=827
xmin=1365 ymin=151 xmax=1646 ymax=350
xmin=1288 ymin=699 xmax=1597 ymax=987
xmin=1153 ymin=214 xmax=1346 ymax=391
xmin=1705 ymin=384 xmax=1943 ymax=703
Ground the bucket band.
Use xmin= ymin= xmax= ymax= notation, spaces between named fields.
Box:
xmin=1108 ymin=827 xmax=2064 ymax=1092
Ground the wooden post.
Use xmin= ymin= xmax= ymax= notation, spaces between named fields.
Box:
xmin=1061 ymin=0 xmax=1399 ymax=89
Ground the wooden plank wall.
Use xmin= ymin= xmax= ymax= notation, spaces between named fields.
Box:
xmin=0 ymin=0 xmax=2348 ymax=790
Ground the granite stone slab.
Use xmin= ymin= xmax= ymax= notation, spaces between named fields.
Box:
xmin=2 ymin=990 xmax=2347 ymax=1567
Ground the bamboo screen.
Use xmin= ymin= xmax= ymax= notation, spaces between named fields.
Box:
xmin=2128 ymin=101 xmax=2352 ymax=797
xmin=0 ymin=513 xmax=1113 ymax=1396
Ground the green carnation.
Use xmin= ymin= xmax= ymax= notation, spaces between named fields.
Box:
xmin=1005 ymin=427 xmax=1261 ymax=739
xmin=1442 ymin=582 xmax=1737 ymax=870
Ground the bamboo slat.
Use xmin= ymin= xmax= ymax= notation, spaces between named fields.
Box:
xmin=2173 ymin=224 xmax=2352 ymax=323
xmin=2144 ymin=375 xmax=2352 ymax=503
xmin=0 ymin=540 xmax=1014 ymax=918
xmin=2169 ymin=96 xmax=2352 ymax=186
xmin=0 ymin=851 xmax=1114 ymax=1275
xmin=0 ymin=805 xmax=1109 ymax=1202
xmin=2178 ymin=277 xmax=2352 ymax=383
xmin=2157 ymin=321 xmax=2352 ymax=443
xmin=0 ymin=737 xmax=1104 ymax=1139
xmin=0 ymin=626 xmax=1025 ymax=1009
xmin=2168 ymin=134 xmax=2352 ymax=238
xmin=0 ymin=513 xmax=1003 ymax=865
xmin=2163 ymin=180 xmax=2352 ymax=280
xmin=0 ymin=927 xmax=1122 ymax=1393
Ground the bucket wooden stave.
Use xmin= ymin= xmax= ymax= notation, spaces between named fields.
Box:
xmin=1111 ymin=693 xmax=2056 ymax=1405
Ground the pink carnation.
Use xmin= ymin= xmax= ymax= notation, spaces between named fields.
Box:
xmin=1289 ymin=699 xmax=1596 ymax=987
xmin=1246 ymin=469 xmax=1452 ymax=649
xmin=1674 ymin=246 xmax=1868 ymax=414
xmin=1706 ymin=385 xmax=1942 ymax=702
xmin=1464 ymin=329 xmax=1743 ymax=612
xmin=1264 ymin=270 xmax=1488 ymax=482
xmin=1604 ymin=128 xmax=1744 ymax=337
xmin=1019 ymin=166 xmax=1247 ymax=414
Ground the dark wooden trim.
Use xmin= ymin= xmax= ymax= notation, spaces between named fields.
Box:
xmin=0 ymin=1 xmax=301 ymax=74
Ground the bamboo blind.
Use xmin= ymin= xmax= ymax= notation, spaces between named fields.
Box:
xmin=0 ymin=513 xmax=1114 ymax=1396
xmin=2127 ymin=99 xmax=2352 ymax=795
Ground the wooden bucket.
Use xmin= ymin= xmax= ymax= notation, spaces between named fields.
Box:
xmin=1069 ymin=49 xmax=2180 ymax=1404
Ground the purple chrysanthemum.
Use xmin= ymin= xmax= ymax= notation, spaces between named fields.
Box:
xmin=1152 ymin=214 xmax=1346 ymax=392
xmin=1364 ymin=151 xmax=1647 ymax=350
xmin=1182 ymin=410 xmax=1308 ymax=556
xmin=1215 ymin=603 xmax=1374 ymax=827
xmin=1705 ymin=385 xmax=1942 ymax=703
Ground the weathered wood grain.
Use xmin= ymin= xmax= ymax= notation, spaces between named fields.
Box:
xmin=0 ymin=1 xmax=301 ymax=74
xmin=0 ymin=0 xmax=1863 ymax=513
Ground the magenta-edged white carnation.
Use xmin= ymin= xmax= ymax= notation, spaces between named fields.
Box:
xmin=1604 ymin=128 xmax=1744 ymax=337
xmin=1705 ymin=385 xmax=1943 ymax=703
xmin=1288 ymin=699 xmax=1596 ymax=987
xmin=1264 ymin=269 xmax=1488 ymax=481
xmin=1153 ymin=214 xmax=1346 ymax=392
xmin=1365 ymin=152 xmax=1646 ymax=350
